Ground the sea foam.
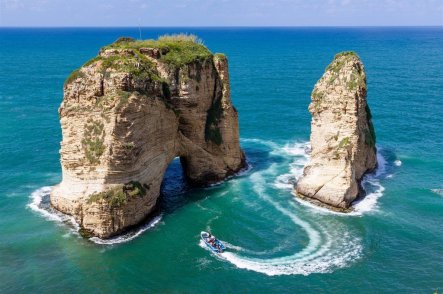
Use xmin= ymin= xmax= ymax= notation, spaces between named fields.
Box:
xmin=28 ymin=186 xmax=162 ymax=244
xmin=200 ymin=154 xmax=362 ymax=276
xmin=208 ymin=138 xmax=395 ymax=276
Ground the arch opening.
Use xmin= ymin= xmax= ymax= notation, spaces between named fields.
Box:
xmin=159 ymin=157 xmax=191 ymax=213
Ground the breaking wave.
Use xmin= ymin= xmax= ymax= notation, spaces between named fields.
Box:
xmin=89 ymin=214 xmax=163 ymax=245
xmin=28 ymin=186 xmax=79 ymax=230
xmin=27 ymin=186 xmax=162 ymax=244
xmin=205 ymin=138 xmax=394 ymax=276
xmin=271 ymin=140 xmax=390 ymax=216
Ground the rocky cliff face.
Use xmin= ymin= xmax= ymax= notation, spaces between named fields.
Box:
xmin=295 ymin=52 xmax=377 ymax=211
xmin=51 ymin=36 xmax=245 ymax=238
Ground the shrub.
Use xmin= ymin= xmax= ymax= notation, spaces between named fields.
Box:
xmin=334 ymin=51 xmax=359 ymax=59
xmin=87 ymin=181 xmax=147 ymax=208
xmin=101 ymin=34 xmax=212 ymax=69
xmin=158 ymin=33 xmax=203 ymax=44
xmin=82 ymin=119 xmax=105 ymax=165
xmin=338 ymin=137 xmax=350 ymax=149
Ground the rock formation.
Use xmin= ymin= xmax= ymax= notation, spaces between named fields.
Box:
xmin=295 ymin=51 xmax=377 ymax=211
xmin=51 ymin=35 xmax=245 ymax=238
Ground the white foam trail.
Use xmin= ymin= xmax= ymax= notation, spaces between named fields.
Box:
xmin=431 ymin=189 xmax=443 ymax=196
xmin=207 ymin=157 xmax=363 ymax=276
xmin=89 ymin=214 xmax=163 ymax=245
xmin=241 ymin=138 xmax=280 ymax=150
xmin=208 ymin=139 xmax=398 ymax=275
xmin=28 ymin=186 xmax=162 ymax=244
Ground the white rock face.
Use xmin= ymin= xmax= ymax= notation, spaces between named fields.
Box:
xmin=296 ymin=52 xmax=377 ymax=211
xmin=51 ymin=39 xmax=245 ymax=238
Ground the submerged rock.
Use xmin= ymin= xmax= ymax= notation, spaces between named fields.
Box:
xmin=51 ymin=36 xmax=245 ymax=238
xmin=295 ymin=51 xmax=377 ymax=211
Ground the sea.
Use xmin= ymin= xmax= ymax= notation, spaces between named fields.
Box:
xmin=0 ymin=27 xmax=442 ymax=293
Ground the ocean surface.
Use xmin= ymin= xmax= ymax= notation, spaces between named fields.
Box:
xmin=1 ymin=27 xmax=442 ymax=293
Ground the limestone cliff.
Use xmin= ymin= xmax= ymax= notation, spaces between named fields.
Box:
xmin=51 ymin=35 xmax=245 ymax=238
xmin=296 ymin=51 xmax=377 ymax=211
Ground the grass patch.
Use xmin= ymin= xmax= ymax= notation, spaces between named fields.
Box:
xmin=87 ymin=181 xmax=148 ymax=208
xmin=101 ymin=34 xmax=212 ymax=69
xmin=99 ymin=53 xmax=162 ymax=83
xmin=64 ymin=69 xmax=85 ymax=87
xmin=334 ymin=51 xmax=359 ymax=59
xmin=83 ymin=56 xmax=102 ymax=67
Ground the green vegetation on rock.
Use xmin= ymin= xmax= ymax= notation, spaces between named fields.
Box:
xmin=338 ymin=137 xmax=351 ymax=149
xmin=101 ymin=34 xmax=212 ymax=69
xmin=214 ymin=53 xmax=226 ymax=60
xmin=101 ymin=52 xmax=161 ymax=82
xmin=311 ymin=88 xmax=325 ymax=112
xmin=324 ymin=51 xmax=366 ymax=90
xmin=82 ymin=118 xmax=105 ymax=165
xmin=334 ymin=51 xmax=359 ymax=59
xmin=64 ymin=69 xmax=85 ymax=87
xmin=87 ymin=181 xmax=148 ymax=208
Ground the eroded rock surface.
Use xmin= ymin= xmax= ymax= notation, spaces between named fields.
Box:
xmin=295 ymin=52 xmax=377 ymax=211
xmin=51 ymin=36 xmax=245 ymax=238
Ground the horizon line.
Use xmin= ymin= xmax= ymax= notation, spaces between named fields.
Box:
xmin=1 ymin=25 xmax=442 ymax=29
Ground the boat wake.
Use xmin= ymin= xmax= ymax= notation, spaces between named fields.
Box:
xmin=27 ymin=186 xmax=162 ymax=245
xmin=431 ymin=189 xmax=443 ymax=197
xmin=203 ymin=138 xmax=395 ymax=276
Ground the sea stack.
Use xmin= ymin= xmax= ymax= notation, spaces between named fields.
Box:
xmin=296 ymin=52 xmax=377 ymax=211
xmin=51 ymin=35 xmax=245 ymax=238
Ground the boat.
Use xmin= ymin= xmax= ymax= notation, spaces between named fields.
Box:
xmin=201 ymin=231 xmax=226 ymax=253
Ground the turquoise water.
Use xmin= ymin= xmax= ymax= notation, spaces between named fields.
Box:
xmin=1 ymin=27 xmax=443 ymax=292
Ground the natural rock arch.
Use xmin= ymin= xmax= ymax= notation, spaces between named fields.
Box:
xmin=51 ymin=36 xmax=245 ymax=238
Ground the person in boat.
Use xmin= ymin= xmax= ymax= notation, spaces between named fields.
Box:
xmin=208 ymin=233 xmax=216 ymax=245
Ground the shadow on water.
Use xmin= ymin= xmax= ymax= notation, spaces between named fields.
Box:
xmin=158 ymin=146 xmax=274 ymax=215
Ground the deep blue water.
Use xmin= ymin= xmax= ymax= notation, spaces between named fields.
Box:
xmin=0 ymin=27 xmax=442 ymax=293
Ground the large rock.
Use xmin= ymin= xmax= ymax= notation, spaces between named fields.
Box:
xmin=295 ymin=52 xmax=377 ymax=211
xmin=51 ymin=36 xmax=245 ymax=238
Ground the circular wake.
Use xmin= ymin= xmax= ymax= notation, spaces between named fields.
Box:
xmin=201 ymin=138 xmax=394 ymax=276
xmin=27 ymin=186 xmax=162 ymax=244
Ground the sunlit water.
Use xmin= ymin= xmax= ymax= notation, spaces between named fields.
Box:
xmin=1 ymin=27 xmax=442 ymax=292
